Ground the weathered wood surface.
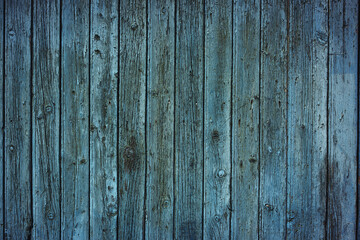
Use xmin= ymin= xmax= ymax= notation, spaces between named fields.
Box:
xmin=328 ymin=0 xmax=358 ymax=239
xmin=174 ymin=0 xmax=204 ymax=239
xmin=0 ymin=1 xmax=358 ymax=239
xmin=146 ymin=0 xmax=175 ymax=239
xmin=89 ymin=0 xmax=118 ymax=239
xmin=231 ymin=0 xmax=260 ymax=238
xmin=118 ymin=0 xmax=146 ymax=238
xmin=286 ymin=0 xmax=328 ymax=239
xmin=61 ymin=0 xmax=90 ymax=239
xmin=32 ymin=0 xmax=61 ymax=239
xmin=0 ymin=0 xmax=4 ymax=238
xmin=259 ymin=0 xmax=288 ymax=239
xmin=4 ymin=0 xmax=32 ymax=238
xmin=204 ymin=0 xmax=232 ymax=239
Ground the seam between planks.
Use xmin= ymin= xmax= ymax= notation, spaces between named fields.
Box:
xmin=143 ymin=0 xmax=149 ymax=238
xmin=116 ymin=0 xmax=120 ymax=239
xmin=88 ymin=0 xmax=91 ymax=237
xmin=257 ymin=0 xmax=262 ymax=239
xmin=229 ymin=0 xmax=234 ymax=238
xmin=325 ymin=0 xmax=330 ymax=238
xmin=173 ymin=0 xmax=177 ymax=238
xmin=201 ymin=0 xmax=206 ymax=238
xmin=285 ymin=0 xmax=290 ymax=238
xmin=59 ymin=0 xmax=63 ymax=237
xmin=2 ymin=0 xmax=5 ymax=237
xmin=30 ymin=0 xmax=34 ymax=236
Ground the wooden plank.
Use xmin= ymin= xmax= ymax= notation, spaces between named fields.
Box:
xmin=89 ymin=0 xmax=118 ymax=239
xmin=286 ymin=0 xmax=328 ymax=238
xmin=118 ymin=0 xmax=146 ymax=239
xmin=203 ymin=0 xmax=232 ymax=239
xmin=231 ymin=0 xmax=260 ymax=239
xmin=32 ymin=0 xmax=61 ymax=238
xmin=174 ymin=0 xmax=204 ymax=239
xmin=328 ymin=0 xmax=358 ymax=239
xmin=4 ymin=0 xmax=33 ymax=238
xmin=259 ymin=0 xmax=288 ymax=239
xmin=146 ymin=0 xmax=175 ymax=239
xmin=0 ymin=0 xmax=4 ymax=238
xmin=61 ymin=0 xmax=90 ymax=239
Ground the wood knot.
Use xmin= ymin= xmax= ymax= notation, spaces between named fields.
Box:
xmin=161 ymin=198 xmax=171 ymax=209
xmin=9 ymin=145 xmax=15 ymax=152
xmin=264 ymin=204 xmax=274 ymax=211
xmin=249 ymin=158 xmax=257 ymax=163
xmin=124 ymin=146 xmax=135 ymax=159
xmin=211 ymin=130 xmax=220 ymax=142
xmin=217 ymin=169 xmax=226 ymax=178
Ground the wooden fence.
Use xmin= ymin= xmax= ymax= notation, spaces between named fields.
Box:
xmin=0 ymin=0 xmax=359 ymax=239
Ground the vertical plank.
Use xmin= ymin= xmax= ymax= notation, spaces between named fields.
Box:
xmin=89 ymin=0 xmax=118 ymax=239
xmin=4 ymin=0 xmax=33 ymax=238
xmin=203 ymin=0 xmax=232 ymax=239
xmin=259 ymin=0 xmax=288 ymax=239
xmin=231 ymin=0 xmax=260 ymax=238
xmin=287 ymin=0 xmax=328 ymax=238
xmin=146 ymin=0 xmax=175 ymax=238
xmin=61 ymin=0 xmax=90 ymax=239
xmin=32 ymin=0 xmax=60 ymax=238
xmin=174 ymin=0 xmax=204 ymax=239
xmin=118 ymin=0 xmax=146 ymax=239
xmin=328 ymin=0 xmax=358 ymax=239
xmin=0 ymin=0 xmax=4 ymax=238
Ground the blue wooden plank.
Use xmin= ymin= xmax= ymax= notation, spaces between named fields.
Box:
xmin=32 ymin=0 xmax=61 ymax=238
xmin=328 ymin=0 xmax=358 ymax=239
xmin=61 ymin=0 xmax=90 ymax=238
xmin=4 ymin=0 xmax=32 ymax=238
xmin=231 ymin=0 xmax=260 ymax=238
xmin=89 ymin=0 xmax=118 ymax=238
xmin=174 ymin=0 xmax=204 ymax=238
xmin=287 ymin=0 xmax=328 ymax=238
xmin=203 ymin=0 xmax=232 ymax=239
xmin=118 ymin=0 xmax=147 ymax=238
xmin=259 ymin=0 xmax=287 ymax=238
xmin=146 ymin=0 xmax=175 ymax=239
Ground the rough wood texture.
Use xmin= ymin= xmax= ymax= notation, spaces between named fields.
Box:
xmin=287 ymin=0 xmax=328 ymax=238
xmin=204 ymin=0 xmax=232 ymax=239
xmin=4 ymin=0 xmax=33 ymax=238
xmin=0 ymin=1 xmax=359 ymax=239
xmin=259 ymin=0 xmax=288 ymax=239
xmin=231 ymin=0 xmax=260 ymax=238
xmin=0 ymin=0 xmax=4 ymax=238
xmin=89 ymin=0 xmax=118 ymax=239
xmin=174 ymin=0 xmax=204 ymax=239
xmin=118 ymin=0 xmax=146 ymax=239
xmin=146 ymin=0 xmax=175 ymax=239
xmin=328 ymin=0 xmax=358 ymax=239
xmin=32 ymin=0 xmax=61 ymax=239
xmin=61 ymin=0 xmax=90 ymax=239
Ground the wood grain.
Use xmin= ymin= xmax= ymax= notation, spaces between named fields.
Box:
xmin=32 ymin=0 xmax=61 ymax=238
xmin=259 ymin=0 xmax=288 ymax=238
xmin=0 ymin=0 xmax=4 ymax=238
xmin=328 ymin=0 xmax=358 ymax=239
xmin=204 ymin=0 xmax=232 ymax=239
xmin=231 ymin=0 xmax=260 ymax=238
xmin=174 ymin=0 xmax=204 ymax=239
xmin=146 ymin=0 xmax=175 ymax=239
xmin=118 ymin=0 xmax=147 ymax=239
xmin=4 ymin=0 xmax=32 ymax=238
xmin=286 ymin=0 xmax=328 ymax=238
xmin=89 ymin=0 xmax=118 ymax=239
xmin=61 ymin=0 xmax=90 ymax=239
